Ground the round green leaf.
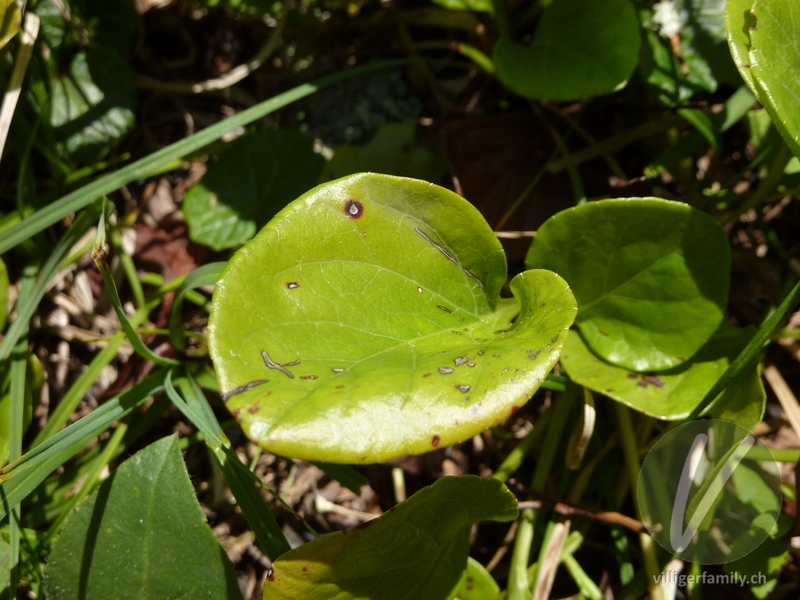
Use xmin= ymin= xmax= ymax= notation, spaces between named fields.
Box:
xmin=748 ymin=0 xmax=800 ymax=157
xmin=726 ymin=0 xmax=800 ymax=157
xmin=526 ymin=198 xmax=730 ymax=372
xmin=494 ymin=0 xmax=641 ymax=101
xmin=209 ymin=173 xmax=577 ymax=463
xmin=263 ymin=476 xmax=518 ymax=600
xmin=561 ymin=324 xmax=764 ymax=427
xmin=45 ymin=436 xmax=242 ymax=600
xmin=183 ymin=129 xmax=325 ymax=251
xmin=446 ymin=557 xmax=501 ymax=600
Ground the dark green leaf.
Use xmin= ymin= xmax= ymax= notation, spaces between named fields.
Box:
xmin=526 ymin=198 xmax=729 ymax=372
xmin=263 ymin=476 xmax=517 ymax=600
xmin=44 ymin=436 xmax=243 ymax=600
xmin=560 ymin=324 xmax=764 ymax=427
xmin=494 ymin=0 xmax=640 ymax=101
xmin=183 ymin=129 xmax=325 ymax=251
xmin=209 ymin=173 xmax=577 ymax=463
xmin=45 ymin=50 xmax=137 ymax=163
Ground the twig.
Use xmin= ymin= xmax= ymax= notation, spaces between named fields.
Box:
xmin=516 ymin=500 xmax=647 ymax=534
xmin=136 ymin=2 xmax=289 ymax=94
xmin=0 ymin=13 xmax=40 ymax=160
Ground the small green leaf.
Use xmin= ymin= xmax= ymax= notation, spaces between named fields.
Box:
xmin=209 ymin=174 xmax=577 ymax=463
xmin=560 ymin=325 xmax=764 ymax=426
xmin=320 ymin=123 xmax=447 ymax=184
xmin=44 ymin=436 xmax=243 ymax=600
xmin=183 ymin=129 xmax=325 ymax=251
xmin=45 ymin=50 xmax=137 ymax=163
xmin=0 ymin=0 xmax=20 ymax=51
xmin=0 ymin=257 xmax=8 ymax=331
xmin=526 ymin=198 xmax=730 ymax=372
xmin=263 ymin=476 xmax=518 ymax=600
xmin=494 ymin=0 xmax=640 ymax=101
xmin=446 ymin=557 xmax=501 ymax=600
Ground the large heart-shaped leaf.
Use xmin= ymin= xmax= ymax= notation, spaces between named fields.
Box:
xmin=183 ymin=129 xmax=325 ymax=251
xmin=263 ymin=476 xmax=518 ymax=600
xmin=494 ymin=0 xmax=640 ymax=101
xmin=45 ymin=436 xmax=242 ymax=600
xmin=726 ymin=0 xmax=800 ymax=157
xmin=560 ymin=324 xmax=764 ymax=428
xmin=526 ymin=198 xmax=729 ymax=372
xmin=209 ymin=174 xmax=577 ymax=464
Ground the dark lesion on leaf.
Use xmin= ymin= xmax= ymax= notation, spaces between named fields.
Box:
xmin=221 ymin=379 xmax=269 ymax=402
xmin=261 ymin=350 xmax=300 ymax=378
xmin=344 ymin=199 xmax=364 ymax=218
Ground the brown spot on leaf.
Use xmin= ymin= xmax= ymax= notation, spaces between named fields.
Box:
xmin=300 ymin=375 xmax=318 ymax=380
xmin=344 ymin=199 xmax=363 ymax=218
xmin=286 ymin=282 xmax=300 ymax=289
xmin=431 ymin=435 xmax=441 ymax=447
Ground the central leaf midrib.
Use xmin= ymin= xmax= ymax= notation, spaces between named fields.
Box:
xmin=258 ymin=310 xmax=510 ymax=437
xmin=267 ymin=258 xmax=484 ymax=320
xmin=578 ymin=250 xmax=682 ymax=314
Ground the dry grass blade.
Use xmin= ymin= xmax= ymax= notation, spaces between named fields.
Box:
xmin=0 ymin=12 xmax=39 ymax=160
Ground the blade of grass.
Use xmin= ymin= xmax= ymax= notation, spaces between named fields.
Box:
xmin=169 ymin=262 xmax=226 ymax=351
xmin=686 ymin=279 xmax=800 ymax=420
xmin=0 ymin=13 xmax=39 ymax=160
xmin=0 ymin=207 xmax=99 ymax=362
xmin=0 ymin=370 xmax=167 ymax=522
xmin=507 ymin=388 xmax=577 ymax=600
xmin=92 ymin=204 xmax=179 ymax=367
xmin=30 ymin=335 xmax=125 ymax=447
xmin=26 ymin=396 xmax=171 ymax=530
xmin=0 ymin=59 xmax=410 ymax=256
xmin=164 ymin=370 xmax=293 ymax=559
xmin=615 ymin=403 xmax=662 ymax=600
xmin=39 ymin=420 xmax=130 ymax=550
xmin=7 ymin=318 xmax=31 ymax=598
xmin=109 ymin=226 xmax=145 ymax=309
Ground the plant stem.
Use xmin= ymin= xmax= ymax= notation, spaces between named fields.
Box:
xmin=615 ymin=403 xmax=663 ymax=600
xmin=507 ymin=391 xmax=575 ymax=600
